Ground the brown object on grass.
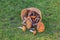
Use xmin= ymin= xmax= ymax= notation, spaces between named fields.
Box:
xmin=33 ymin=30 xmax=37 ymax=35
xmin=26 ymin=17 xmax=32 ymax=29
xmin=21 ymin=8 xmax=42 ymax=21
xmin=37 ymin=22 xmax=45 ymax=32
xmin=22 ymin=26 xmax=26 ymax=32
xmin=20 ymin=7 xmax=45 ymax=34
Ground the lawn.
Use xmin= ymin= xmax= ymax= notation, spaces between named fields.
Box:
xmin=0 ymin=0 xmax=60 ymax=40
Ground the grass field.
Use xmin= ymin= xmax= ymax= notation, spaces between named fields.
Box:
xmin=0 ymin=0 xmax=60 ymax=40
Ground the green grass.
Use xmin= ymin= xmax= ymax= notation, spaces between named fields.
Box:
xmin=0 ymin=0 xmax=60 ymax=40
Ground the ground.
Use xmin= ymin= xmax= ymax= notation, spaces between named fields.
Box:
xmin=0 ymin=0 xmax=60 ymax=40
